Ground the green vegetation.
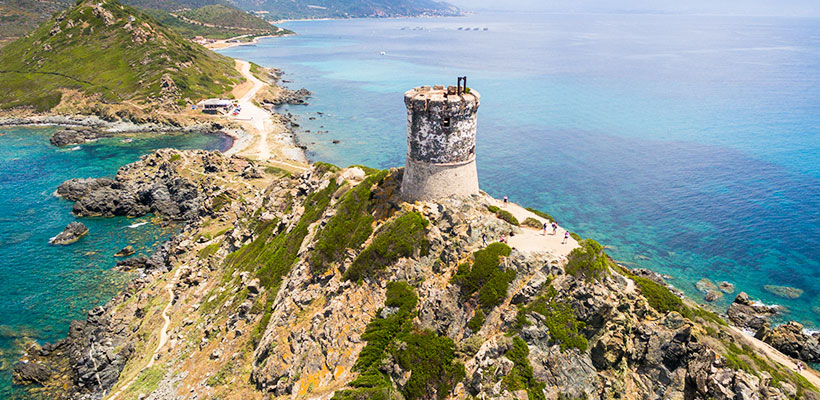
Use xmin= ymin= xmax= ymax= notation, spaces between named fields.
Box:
xmin=197 ymin=242 xmax=221 ymax=259
xmin=169 ymin=153 xmax=182 ymax=162
xmin=467 ymin=309 xmax=485 ymax=332
xmin=486 ymin=204 xmax=519 ymax=226
xmin=124 ymin=364 xmax=165 ymax=400
xmin=0 ymin=0 xmax=241 ymax=111
xmin=263 ymin=165 xmax=291 ymax=177
xmin=569 ymin=232 xmax=582 ymax=242
xmin=565 ymin=239 xmax=611 ymax=282
xmin=334 ymin=282 xmax=464 ymax=400
xmin=211 ymin=192 xmax=233 ymax=212
xmin=522 ymin=217 xmax=542 ymax=229
xmin=206 ymin=361 xmax=235 ymax=386
xmin=525 ymin=207 xmax=555 ymax=223
xmin=503 ymin=337 xmax=546 ymax=400
xmin=179 ymin=5 xmax=274 ymax=30
xmin=344 ymin=212 xmax=429 ymax=282
xmin=515 ymin=285 xmax=588 ymax=352
xmin=451 ymin=243 xmax=515 ymax=311
xmin=722 ymin=341 xmax=817 ymax=396
xmin=310 ymin=170 xmax=387 ymax=274
xmin=228 ymin=0 xmax=460 ymax=21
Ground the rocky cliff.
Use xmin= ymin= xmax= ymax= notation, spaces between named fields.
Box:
xmin=13 ymin=152 xmax=820 ymax=400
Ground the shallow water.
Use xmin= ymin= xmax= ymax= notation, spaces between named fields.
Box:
xmin=0 ymin=126 xmax=229 ymax=397
xmin=219 ymin=12 xmax=820 ymax=326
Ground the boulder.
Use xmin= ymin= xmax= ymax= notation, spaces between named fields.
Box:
xmin=114 ymin=245 xmax=135 ymax=257
xmin=704 ymin=290 xmax=723 ymax=302
xmin=718 ymin=281 xmax=735 ymax=294
xmin=12 ymin=361 xmax=52 ymax=385
xmin=763 ymin=285 xmax=803 ymax=299
xmin=50 ymin=127 xmax=111 ymax=147
xmin=727 ymin=292 xmax=777 ymax=331
xmin=758 ymin=321 xmax=820 ymax=362
xmin=49 ymin=222 xmax=89 ymax=245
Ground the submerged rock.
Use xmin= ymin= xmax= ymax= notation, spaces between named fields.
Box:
xmin=50 ymin=127 xmax=112 ymax=147
xmin=12 ymin=360 xmax=52 ymax=385
xmin=114 ymin=245 xmax=135 ymax=257
xmin=49 ymin=222 xmax=89 ymax=245
xmin=763 ymin=284 xmax=803 ymax=299
xmin=718 ymin=281 xmax=735 ymax=294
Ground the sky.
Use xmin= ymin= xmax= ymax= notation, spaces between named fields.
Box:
xmin=447 ymin=0 xmax=820 ymax=17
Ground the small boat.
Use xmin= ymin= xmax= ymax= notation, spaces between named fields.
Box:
xmin=69 ymin=146 xmax=81 ymax=151
xmin=380 ymin=51 xmax=386 ymax=56
xmin=121 ymin=138 xmax=133 ymax=143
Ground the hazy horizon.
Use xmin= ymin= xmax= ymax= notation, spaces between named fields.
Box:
xmin=448 ymin=0 xmax=820 ymax=17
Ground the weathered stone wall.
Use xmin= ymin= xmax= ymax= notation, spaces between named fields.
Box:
xmin=400 ymin=157 xmax=479 ymax=202
xmin=404 ymin=86 xmax=480 ymax=164
xmin=402 ymin=85 xmax=480 ymax=201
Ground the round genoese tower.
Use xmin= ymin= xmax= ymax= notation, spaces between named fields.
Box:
xmin=401 ymin=80 xmax=480 ymax=202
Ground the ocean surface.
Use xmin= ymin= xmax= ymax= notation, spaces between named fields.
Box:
xmin=219 ymin=12 xmax=820 ymax=326
xmin=0 ymin=127 xmax=229 ymax=397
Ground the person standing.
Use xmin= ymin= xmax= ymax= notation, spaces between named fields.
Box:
xmin=542 ymin=222 xmax=548 ymax=236
xmin=562 ymin=231 xmax=569 ymax=244
xmin=482 ymin=233 xmax=487 ymax=247
xmin=552 ymin=222 xmax=558 ymax=235
xmin=503 ymin=196 xmax=508 ymax=207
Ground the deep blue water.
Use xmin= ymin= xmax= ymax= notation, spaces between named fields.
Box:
xmin=219 ymin=12 xmax=820 ymax=325
xmin=0 ymin=127 xmax=229 ymax=397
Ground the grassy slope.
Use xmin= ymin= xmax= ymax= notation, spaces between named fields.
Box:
xmin=0 ymin=0 xmax=242 ymax=111
xmin=0 ymin=0 xmax=73 ymax=44
xmin=140 ymin=6 xmax=291 ymax=40
xmin=227 ymin=0 xmax=460 ymax=20
xmin=177 ymin=4 xmax=274 ymax=30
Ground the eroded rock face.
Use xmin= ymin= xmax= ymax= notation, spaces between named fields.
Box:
xmin=49 ymin=221 xmax=89 ymax=245
xmin=727 ymin=292 xmax=778 ymax=331
xmin=758 ymin=321 xmax=820 ymax=363
xmin=50 ymin=127 xmax=112 ymax=147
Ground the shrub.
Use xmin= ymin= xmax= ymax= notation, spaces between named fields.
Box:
xmin=486 ymin=204 xmax=500 ymax=213
xmin=310 ymin=170 xmax=387 ymax=274
xmin=525 ymin=207 xmax=555 ymax=223
xmin=451 ymin=243 xmax=514 ymax=311
xmin=522 ymin=217 xmax=543 ymax=229
xmin=467 ymin=309 xmax=485 ymax=332
xmin=344 ymin=212 xmax=429 ymax=282
xmin=197 ymin=242 xmax=220 ymax=259
xmin=170 ymin=153 xmax=182 ymax=162
xmin=569 ymin=232 xmax=582 ymax=242
xmin=565 ymin=239 xmax=611 ymax=282
xmin=394 ymin=331 xmax=465 ymax=400
xmin=503 ymin=337 xmax=546 ymax=400
xmin=495 ymin=209 xmax=520 ymax=226
xmin=630 ymin=275 xmax=687 ymax=316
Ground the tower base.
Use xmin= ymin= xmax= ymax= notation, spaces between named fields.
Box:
xmin=401 ymin=157 xmax=479 ymax=202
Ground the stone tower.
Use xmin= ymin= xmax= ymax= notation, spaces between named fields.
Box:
xmin=401 ymin=83 xmax=480 ymax=202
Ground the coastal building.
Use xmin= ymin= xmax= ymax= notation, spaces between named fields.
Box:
xmin=198 ymin=99 xmax=234 ymax=114
xmin=401 ymin=81 xmax=480 ymax=201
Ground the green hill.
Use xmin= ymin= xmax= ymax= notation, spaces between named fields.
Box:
xmin=0 ymin=0 xmax=242 ymax=112
xmin=140 ymin=5 xmax=291 ymax=40
xmin=230 ymin=0 xmax=461 ymax=20
xmin=177 ymin=4 xmax=275 ymax=30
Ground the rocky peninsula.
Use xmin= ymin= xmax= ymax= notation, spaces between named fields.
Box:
xmin=12 ymin=152 xmax=820 ymax=400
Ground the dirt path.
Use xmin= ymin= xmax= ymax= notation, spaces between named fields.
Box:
xmin=729 ymin=326 xmax=820 ymax=389
xmin=106 ymin=268 xmax=181 ymax=400
xmin=487 ymin=197 xmax=579 ymax=258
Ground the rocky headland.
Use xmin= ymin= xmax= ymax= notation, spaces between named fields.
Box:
xmin=48 ymin=222 xmax=89 ymax=245
xmin=13 ymin=153 xmax=820 ymax=400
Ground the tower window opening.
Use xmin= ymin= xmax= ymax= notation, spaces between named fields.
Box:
xmin=442 ymin=117 xmax=451 ymax=128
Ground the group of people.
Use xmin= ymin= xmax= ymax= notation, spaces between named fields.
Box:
xmin=486 ymin=196 xmax=571 ymax=245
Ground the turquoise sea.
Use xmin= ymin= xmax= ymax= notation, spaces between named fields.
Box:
xmin=0 ymin=126 xmax=229 ymax=397
xmin=219 ymin=12 xmax=820 ymax=326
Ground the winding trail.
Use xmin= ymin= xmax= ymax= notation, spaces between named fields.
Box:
xmin=106 ymin=267 xmax=181 ymax=400
xmin=234 ymin=59 xmax=272 ymax=161
xmin=729 ymin=326 xmax=820 ymax=389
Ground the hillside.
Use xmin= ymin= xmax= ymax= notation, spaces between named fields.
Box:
xmin=12 ymin=153 xmax=820 ymax=400
xmin=141 ymin=5 xmax=292 ymax=40
xmin=177 ymin=4 xmax=274 ymax=30
xmin=0 ymin=0 xmax=73 ymax=46
xmin=0 ymin=0 xmax=242 ymax=113
xmin=229 ymin=0 xmax=461 ymax=20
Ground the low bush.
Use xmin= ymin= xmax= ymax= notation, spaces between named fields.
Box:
xmin=344 ymin=212 xmax=429 ymax=282
xmin=504 ymin=337 xmax=546 ymax=400
xmin=522 ymin=217 xmax=543 ymax=229
xmin=565 ymin=239 xmax=611 ymax=282
xmin=197 ymin=242 xmax=220 ymax=259
xmin=495 ymin=209 xmax=520 ymax=226
xmin=451 ymin=243 xmax=515 ymax=311
xmin=394 ymin=331 xmax=465 ymax=400
xmin=467 ymin=309 xmax=485 ymax=332
xmin=525 ymin=207 xmax=555 ymax=223
xmin=521 ymin=288 xmax=588 ymax=352
xmin=310 ymin=170 xmax=387 ymax=274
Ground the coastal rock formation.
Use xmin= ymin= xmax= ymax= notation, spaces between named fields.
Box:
xmin=727 ymin=292 xmax=778 ymax=331
xmin=49 ymin=127 xmax=112 ymax=147
xmin=763 ymin=284 xmax=804 ymax=299
xmin=114 ymin=245 xmax=135 ymax=257
xmin=16 ymin=153 xmax=820 ymax=400
xmin=48 ymin=221 xmax=89 ymax=245
xmin=757 ymin=321 xmax=820 ymax=363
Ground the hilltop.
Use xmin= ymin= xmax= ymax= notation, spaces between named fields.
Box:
xmin=230 ymin=0 xmax=461 ymax=20
xmin=0 ymin=0 xmax=242 ymax=114
xmin=12 ymin=153 xmax=820 ymax=399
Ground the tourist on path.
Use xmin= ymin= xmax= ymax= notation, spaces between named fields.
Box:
xmin=500 ymin=235 xmax=507 ymax=244
xmin=552 ymin=222 xmax=558 ymax=235
xmin=797 ymin=361 xmax=804 ymax=373
xmin=482 ymin=233 xmax=487 ymax=247
xmin=562 ymin=231 xmax=569 ymax=244
xmin=542 ymin=222 xmax=548 ymax=236
xmin=503 ymin=196 xmax=508 ymax=207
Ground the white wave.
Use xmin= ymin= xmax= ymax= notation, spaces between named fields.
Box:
xmin=128 ymin=221 xmax=149 ymax=228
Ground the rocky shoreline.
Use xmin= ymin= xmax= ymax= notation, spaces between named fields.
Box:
xmin=10 ymin=154 xmax=820 ymax=400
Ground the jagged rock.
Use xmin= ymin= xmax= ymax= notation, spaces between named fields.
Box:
xmin=50 ymin=127 xmax=112 ymax=147
xmin=12 ymin=361 xmax=52 ymax=385
xmin=704 ymin=290 xmax=723 ymax=302
xmin=511 ymin=271 xmax=549 ymax=304
xmin=114 ymin=245 xmax=135 ymax=257
xmin=758 ymin=321 xmax=820 ymax=362
xmin=49 ymin=222 xmax=89 ymax=245
xmin=727 ymin=292 xmax=778 ymax=331
xmin=696 ymin=278 xmax=717 ymax=293
xmin=718 ymin=281 xmax=735 ymax=294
